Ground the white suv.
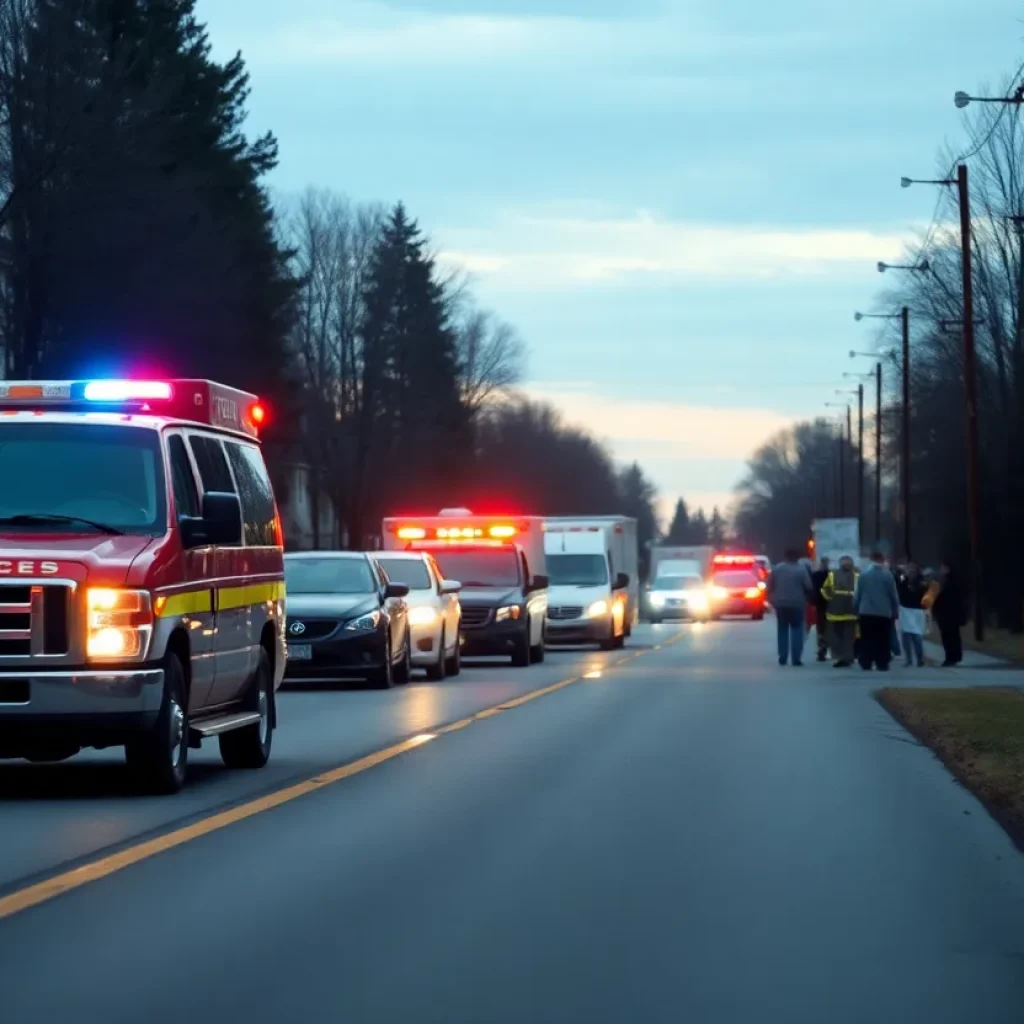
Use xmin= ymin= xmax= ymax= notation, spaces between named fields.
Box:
xmin=373 ymin=552 xmax=462 ymax=680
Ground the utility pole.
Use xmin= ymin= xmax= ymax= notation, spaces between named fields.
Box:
xmin=857 ymin=383 xmax=864 ymax=536
xmin=874 ymin=361 xmax=882 ymax=547
xmin=957 ymin=163 xmax=984 ymax=642
xmin=835 ymin=431 xmax=843 ymax=516
xmin=900 ymin=306 xmax=911 ymax=562
xmin=845 ymin=404 xmax=852 ymax=518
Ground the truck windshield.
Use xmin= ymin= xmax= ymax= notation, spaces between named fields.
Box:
xmin=547 ymin=554 xmax=607 ymax=587
xmin=429 ymin=548 xmax=520 ymax=588
xmin=285 ymin=557 xmax=375 ymax=594
xmin=0 ymin=423 xmax=165 ymax=535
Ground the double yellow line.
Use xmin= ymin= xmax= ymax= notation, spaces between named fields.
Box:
xmin=0 ymin=629 xmax=685 ymax=922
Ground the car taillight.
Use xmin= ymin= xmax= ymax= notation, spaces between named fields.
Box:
xmin=86 ymin=588 xmax=153 ymax=661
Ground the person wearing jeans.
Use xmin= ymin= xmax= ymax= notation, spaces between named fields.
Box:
xmin=898 ymin=562 xmax=927 ymax=667
xmin=854 ymin=551 xmax=901 ymax=671
xmin=767 ymin=549 xmax=814 ymax=666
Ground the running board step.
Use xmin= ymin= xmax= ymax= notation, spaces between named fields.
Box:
xmin=188 ymin=711 xmax=261 ymax=746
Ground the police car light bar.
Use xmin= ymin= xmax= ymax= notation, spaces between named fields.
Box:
xmin=713 ymin=554 xmax=756 ymax=566
xmin=388 ymin=521 xmax=520 ymax=542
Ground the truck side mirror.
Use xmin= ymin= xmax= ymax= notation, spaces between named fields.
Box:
xmin=528 ymin=574 xmax=549 ymax=592
xmin=614 ymin=572 xmax=630 ymax=590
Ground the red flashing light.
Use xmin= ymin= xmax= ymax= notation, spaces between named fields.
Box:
xmin=713 ymin=554 xmax=756 ymax=567
xmin=398 ymin=527 xmax=427 ymax=541
xmin=489 ymin=525 xmax=517 ymax=539
xmin=248 ymin=402 xmax=266 ymax=427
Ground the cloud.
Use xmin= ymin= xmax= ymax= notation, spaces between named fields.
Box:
xmin=438 ymin=211 xmax=908 ymax=288
xmin=230 ymin=1 xmax=826 ymax=71
xmin=521 ymin=382 xmax=799 ymax=522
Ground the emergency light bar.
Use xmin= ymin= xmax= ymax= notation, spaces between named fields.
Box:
xmin=712 ymin=554 xmax=756 ymax=566
xmin=386 ymin=518 xmax=525 ymax=543
xmin=0 ymin=379 xmax=267 ymax=438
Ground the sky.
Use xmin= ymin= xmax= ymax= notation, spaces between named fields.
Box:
xmin=198 ymin=0 xmax=1022 ymax=523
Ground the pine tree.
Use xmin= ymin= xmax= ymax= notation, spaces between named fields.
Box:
xmin=690 ymin=509 xmax=709 ymax=544
xmin=708 ymin=506 xmax=728 ymax=548
xmin=665 ymin=499 xmax=690 ymax=543
xmin=357 ymin=203 xmax=468 ymax=530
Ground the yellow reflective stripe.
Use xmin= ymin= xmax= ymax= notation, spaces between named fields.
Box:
xmin=216 ymin=581 xmax=285 ymax=611
xmin=159 ymin=590 xmax=212 ymax=618
xmin=156 ymin=581 xmax=284 ymax=618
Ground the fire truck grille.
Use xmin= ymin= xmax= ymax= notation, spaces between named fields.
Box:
xmin=0 ymin=583 xmax=72 ymax=657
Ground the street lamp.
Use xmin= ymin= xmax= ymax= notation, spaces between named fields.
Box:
xmin=902 ymin=169 xmax=983 ymax=640
xmin=878 ymin=259 xmax=930 ymax=273
xmin=953 ymin=85 xmax=1024 ymax=109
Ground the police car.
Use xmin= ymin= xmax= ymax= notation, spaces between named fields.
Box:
xmin=0 ymin=379 xmax=287 ymax=793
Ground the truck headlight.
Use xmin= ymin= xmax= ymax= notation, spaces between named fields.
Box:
xmin=408 ymin=606 xmax=439 ymax=627
xmin=650 ymin=593 xmax=666 ymax=607
xmin=87 ymin=588 xmax=153 ymax=661
xmin=496 ymin=605 xmax=521 ymax=622
xmin=710 ymin=586 xmax=728 ymax=600
xmin=586 ymin=600 xmax=609 ymax=618
xmin=687 ymin=593 xmax=708 ymax=611
xmin=345 ymin=610 xmax=381 ymax=632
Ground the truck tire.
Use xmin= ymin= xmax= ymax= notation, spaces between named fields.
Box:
xmin=219 ymin=648 xmax=273 ymax=770
xmin=125 ymin=651 xmax=189 ymax=795
xmin=530 ymin=627 xmax=545 ymax=663
xmin=599 ymin=620 xmax=617 ymax=651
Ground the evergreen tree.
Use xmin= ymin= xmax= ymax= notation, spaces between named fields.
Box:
xmin=4 ymin=0 xmax=295 ymax=410
xmin=356 ymin=202 xmax=467 ymax=537
xmin=616 ymin=462 xmax=659 ymax=582
xmin=708 ymin=506 xmax=728 ymax=548
xmin=665 ymin=498 xmax=690 ymax=543
xmin=690 ymin=508 xmax=709 ymax=544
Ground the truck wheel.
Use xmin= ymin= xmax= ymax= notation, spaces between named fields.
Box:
xmin=649 ymin=615 xmax=661 ymax=625
xmin=511 ymin=624 xmax=531 ymax=667
xmin=426 ymin=629 xmax=447 ymax=681
xmin=219 ymin=648 xmax=273 ymax=770
xmin=125 ymin=651 xmax=189 ymax=795
xmin=612 ymin=631 xmax=626 ymax=649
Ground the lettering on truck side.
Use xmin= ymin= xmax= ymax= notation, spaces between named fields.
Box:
xmin=0 ymin=561 xmax=59 ymax=576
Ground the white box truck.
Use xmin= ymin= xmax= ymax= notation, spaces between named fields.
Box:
xmin=811 ymin=518 xmax=861 ymax=568
xmin=543 ymin=517 xmax=639 ymax=648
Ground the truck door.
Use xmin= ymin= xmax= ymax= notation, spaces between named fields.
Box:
xmin=165 ymin=432 xmax=217 ymax=711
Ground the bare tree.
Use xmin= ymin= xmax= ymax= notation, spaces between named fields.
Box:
xmin=454 ymin=307 xmax=525 ymax=415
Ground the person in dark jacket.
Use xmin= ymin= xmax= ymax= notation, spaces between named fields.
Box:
xmin=932 ymin=560 xmax=965 ymax=667
xmin=897 ymin=562 xmax=927 ymax=667
xmin=809 ymin=557 xmax=830 ymax=662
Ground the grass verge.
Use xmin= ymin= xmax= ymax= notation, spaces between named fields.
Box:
xmin=877 ymin=686 xmax=1024 ymax=851
xmin=927 ymin=623 xmax=1023 ymax=664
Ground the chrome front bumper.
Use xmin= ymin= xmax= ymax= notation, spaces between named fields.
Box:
xmin=0 ymin=668 xmax=165 ymax=717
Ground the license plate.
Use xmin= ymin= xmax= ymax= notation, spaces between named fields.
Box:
xmin=287 ymin=644 xmax=312 ymax=661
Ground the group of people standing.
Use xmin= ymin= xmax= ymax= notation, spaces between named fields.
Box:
xmin=767 ymin=549 xmax=966 ymax=670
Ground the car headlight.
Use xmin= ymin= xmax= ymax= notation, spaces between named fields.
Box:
xmin=586 ymin=600 xmax=610 ymax=618
xmin=345 ymin=610 xmax=382 ymax=632
xmin=87 ymin=588 xmax=153 ymax=661
xmin=649 ymin=593 xmax=666 ymax=606
xmin=408 ymin=606 xmax=439 ymax=627
xmin=496 ymin=605 xmax=521 ymax=622
xmin=710 ymin=586 xmax=728 ymax=600
xmin=687 ymin=593 xmax=708 ymax=611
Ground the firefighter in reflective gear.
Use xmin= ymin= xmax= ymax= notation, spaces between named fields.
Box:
xmin=821 ymin=555 xmax=859 ymax=667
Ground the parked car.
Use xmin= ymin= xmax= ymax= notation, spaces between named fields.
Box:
xmin=373 ymin=551 xmax=462 ymax=680
xmin=283 ymin=551 xmax=411 ymax=688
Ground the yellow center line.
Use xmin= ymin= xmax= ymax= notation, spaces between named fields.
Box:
xmin=0 ymin=628 xmax=684 ymax=923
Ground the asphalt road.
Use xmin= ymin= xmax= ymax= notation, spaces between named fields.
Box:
xmin=3 ymin=621 xmax=1024 ymax=1023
